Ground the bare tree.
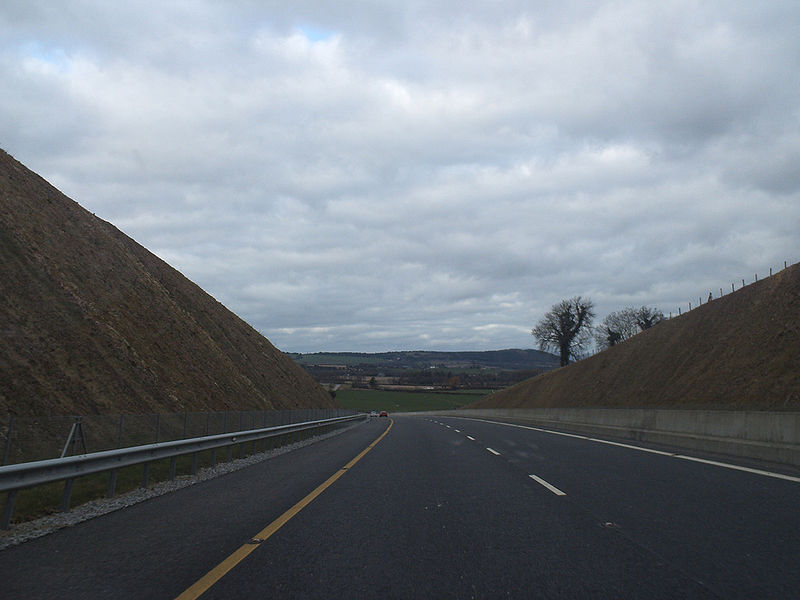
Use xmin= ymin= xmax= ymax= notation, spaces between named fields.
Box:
xmin=594 ymin=307 xmax=639 ymax=350
xmin=595 ymin=305 xmax=665 ymax=350
xmin=532 ymin=296 xmax=595 ymax=367
xmin=635 ymin=306 xmax=664 ymax=330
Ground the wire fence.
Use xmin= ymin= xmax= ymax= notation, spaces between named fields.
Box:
xmin=668 ymin=259 xmax=794 ymax=319
xmin=0 ymin=408 xmax=357 ymax=466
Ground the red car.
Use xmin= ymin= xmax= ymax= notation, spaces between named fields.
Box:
xmin=379 ymin=411 xmax=388 ymax=417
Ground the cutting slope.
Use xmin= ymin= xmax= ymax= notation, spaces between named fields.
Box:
xmin=0 ymin=149 xmax=334 ymax=418
xmin=473 ymin=262 xmax=799 ymax=409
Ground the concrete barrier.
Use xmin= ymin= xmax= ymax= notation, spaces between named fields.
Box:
xmin=430 ymin=408 xmax=800 ymax=467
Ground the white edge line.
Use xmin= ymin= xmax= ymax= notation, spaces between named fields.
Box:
xmin=451 ymin=417 xmax=800 ymax=484
xmin=588 ymin=437 xmax=674 ymax=456
xmin=676 ymin=455 xmax=800 ymax=483
xmin=486 ymin=447 xmax=501 ymax=456
xmin=529 ymin=474 xmax=567 ymax=496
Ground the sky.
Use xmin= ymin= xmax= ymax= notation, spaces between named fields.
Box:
xmin=2 ymin=1 xmax=798 ymax=353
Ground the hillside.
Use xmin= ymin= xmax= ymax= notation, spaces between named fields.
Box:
xmin=473 ymin=262 xmax=800 ymax=410
xmin=0 ymin=149 xmax=334 ymax=418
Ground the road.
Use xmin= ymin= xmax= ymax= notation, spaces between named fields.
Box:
xmin=1 ymin=415 xmax=799 ymax=599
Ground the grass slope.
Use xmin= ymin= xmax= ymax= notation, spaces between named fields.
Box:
xmin=474 ymin=262 xmax=800 ymax=410
xmin=0 ymin=149 xmax=333 ymax=418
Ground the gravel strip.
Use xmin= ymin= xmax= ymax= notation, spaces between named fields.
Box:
xmin=0 ymin=422 xmax=360 ymax=551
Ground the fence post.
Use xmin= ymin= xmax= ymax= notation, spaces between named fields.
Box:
xmin=2 ymin=416 xmax=15 ymax=466
xmin=183 ymin=412 xmax=188 ymax=439
xmin=155 ymin=414 xmax=161 ymax=443
xmin=117 ymin=415 xmax=125 ymax=448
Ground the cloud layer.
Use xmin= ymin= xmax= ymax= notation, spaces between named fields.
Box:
xmin=2 ymin=1 xmax=798 ymax=351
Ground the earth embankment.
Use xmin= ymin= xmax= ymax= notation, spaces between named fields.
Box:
xmin=473 ymin=262 xmax=799 ymax=410
xmin=0 ymin=149 xmax=334 ymax=417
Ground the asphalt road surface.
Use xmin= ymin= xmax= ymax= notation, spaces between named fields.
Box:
xmin=2 ymin=415 xmax=799 ymax=599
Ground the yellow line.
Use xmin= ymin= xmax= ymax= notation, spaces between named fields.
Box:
xmin=175 ymin=418 xmax=394 ymax=600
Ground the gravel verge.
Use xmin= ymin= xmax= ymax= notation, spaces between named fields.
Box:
xmin=0 ymin=422 xmax=360 ymax=551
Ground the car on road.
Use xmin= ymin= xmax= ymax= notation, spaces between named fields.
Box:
xmin=369 ymin=411 xmax=378 ymax=417
xmin=379 ymin=411 xmax=388 ymax=417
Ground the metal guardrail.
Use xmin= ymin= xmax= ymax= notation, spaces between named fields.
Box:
xmin=2 ymin=408 xmax=354 ymax=466
xmin=0 ymin=414 xmax=366 ymax=529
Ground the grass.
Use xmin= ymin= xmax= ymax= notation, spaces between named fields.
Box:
xmin=334 ymin=388 xmax=485 ymax=413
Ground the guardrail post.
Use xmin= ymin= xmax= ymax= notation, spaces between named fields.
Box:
xmin=191 ymin=452 xmax=198 ymax=475
xmin=211 ymin=448 xmax=217 ymax=467
xmin=141 ymin=462 xmax=150 ymax=488
xmin=107 ymin=469 xmax=118 ymax=498
xmin=61 ymin=478 xmax=75 ymax=512
xmin=2 ymin=490 xmax=18 ymax=529
xmin=169 ymin=456 xmax=177 ymax=481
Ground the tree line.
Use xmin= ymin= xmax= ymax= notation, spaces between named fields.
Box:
xmin=531 ymin=296 xmax=664 ymax=367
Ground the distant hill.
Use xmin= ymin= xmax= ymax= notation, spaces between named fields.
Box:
xmin=289 ymin=349 xmax=560 ymax=371
xmin=472 ymin=262 xmax=800 ymax=410
xmin=0 ymin=149 xmax=334 ymax=418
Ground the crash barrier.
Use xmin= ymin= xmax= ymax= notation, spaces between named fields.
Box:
xmin=435 ymin=408 xmax=800 ymax=467
xmin=0 ymin=413 xmax=366 ymax=529
xmin=1 ymin=408 xmax=356 ymax=466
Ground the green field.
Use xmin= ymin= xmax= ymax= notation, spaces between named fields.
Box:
xmin=334 ymin=388 xmax=485 ymax=412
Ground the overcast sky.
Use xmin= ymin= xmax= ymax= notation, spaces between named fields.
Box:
xmin=2 ymin=1 xmax=798 ymax=353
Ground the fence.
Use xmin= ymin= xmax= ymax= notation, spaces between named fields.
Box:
xmin=0 ymin=412 xmax=366 ymax=529
xmin=670 ymin=259 xmax=794 ymax=318
xmin=1 ymin=408 xmax=356 ymax=467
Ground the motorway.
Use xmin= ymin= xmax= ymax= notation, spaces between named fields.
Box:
xmin=1 ymin=415 xmax=799 ymax=599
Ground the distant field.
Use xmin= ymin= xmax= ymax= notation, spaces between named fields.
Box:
xmin=335 ymin=388 xmax=485 ymax=412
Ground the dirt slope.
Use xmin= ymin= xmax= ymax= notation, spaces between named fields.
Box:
xmin=0 ymin=149 xmax=334 ymax=418
xmin=473 ymin=262 xmax=799 ymax=410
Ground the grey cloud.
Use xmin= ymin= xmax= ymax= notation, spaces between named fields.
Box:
xmin=2 ymin=1 xmax=798 ymax=352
